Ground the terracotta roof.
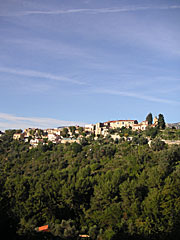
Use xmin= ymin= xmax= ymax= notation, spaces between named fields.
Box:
xmin=105 ymin=120 xmax=137 ymax=123
xmin=79 ymin=235 xmax=90 ymax=238
xmin=38 ymin=225 xmax=49 ymax=232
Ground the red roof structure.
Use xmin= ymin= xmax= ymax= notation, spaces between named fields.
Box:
xmin=79 ymin=234 xmax=90 ymax=238
xmin=38 ymin=225 xmax=49 ymax=232
xmin=104 ymin=120 xmax=137 ymax=123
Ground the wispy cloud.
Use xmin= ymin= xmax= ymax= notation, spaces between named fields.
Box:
xmin=6 ymin=38 xmax=94 ymax=61
xmin=23 ymin=7 xmax=151 ymax=15
xmin=95 ymin=88 xmax=180 ymax=105
xmin=0 ymin=113 xmax=85 ymax=130
xmin=0 ymin=67 xmax=85 ymax=85
xmin=20 ymin=5 xmax=180 ymax=15
xmin=22 ymin=5 xmax=180 ymax=16
xmin=1 ymin=5 xmax=180 ymax=17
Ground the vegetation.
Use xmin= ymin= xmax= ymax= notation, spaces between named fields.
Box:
xmin=146 ymin=113 xmax=153 ymax=125
xmin=158 ymin=114 xmax=166 ymax=130
xmin=1 ymin=128 xmax=180 ymax=239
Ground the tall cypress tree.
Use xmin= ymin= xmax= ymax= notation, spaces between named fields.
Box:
xmin=146 ymin=113 xmax=153 ymax=125
xmin=158 ymin=114 xmax=166 ymax=129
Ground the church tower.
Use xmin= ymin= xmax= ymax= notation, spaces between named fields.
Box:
xmin=153 ymin=116 xmax=158 ymax=126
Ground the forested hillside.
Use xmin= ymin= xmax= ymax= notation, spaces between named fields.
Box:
xmin=1 ymin=130 xmax=180 ymax=240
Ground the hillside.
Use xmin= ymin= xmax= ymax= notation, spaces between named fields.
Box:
xmin=167 ymin=122 xmax=180 ymax=129
xmin=1 ymin=130 xmax=180 ymax=239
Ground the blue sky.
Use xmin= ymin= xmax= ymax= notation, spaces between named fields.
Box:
xmin=0 ymin=0 xmax=180 ymax=130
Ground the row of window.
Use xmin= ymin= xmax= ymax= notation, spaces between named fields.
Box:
xmin=117 ymin=122 xmax=133 ymax=125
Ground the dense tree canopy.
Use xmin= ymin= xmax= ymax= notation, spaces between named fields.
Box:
xmin=146 ymin=113 xmax=153 ymax=125
xmin=158 ymin=114 xmax=166 ymax=129
xmin=1 ymin=129 xmax=180 ymax=239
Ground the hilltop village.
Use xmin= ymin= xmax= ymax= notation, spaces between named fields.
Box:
xmin=2 ymin=114 xmax=180 ymax=240
xmin=13 ymin=117 xmax=158 ymax=147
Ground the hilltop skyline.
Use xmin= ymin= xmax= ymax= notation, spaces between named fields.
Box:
xmin=0 ymin=112 xmax=175 ymax=131
xmin=0 ymin=0 xmax=180 ymax=130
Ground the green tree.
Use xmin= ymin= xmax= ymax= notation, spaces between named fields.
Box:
xmin=71 ymin=142 xmax=82 ymax=154
xmin=61 ymin=128 xmax=69 ymax=138
xmin=146 ymin=113 xmax=153 ymax=125
xmin=69 ymin=126 xmax=76 ymax=135
xmin=2 ymin=128 xmax=180 ymax=239
xmin=151 ymin=138 xmax=166 ymax=151
xmin=158 ymin=114 xmax=166 ymax=129
xmin=51 ymin=219 xmax=78 ymax=239
xmin=78 ymin=127 xmax=85 ymax=136
xmin=145 ymin=126 xmax=158 ymax=139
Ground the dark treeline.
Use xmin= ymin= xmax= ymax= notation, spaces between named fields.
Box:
xmin=1 ymin=130 xmax=180 ymax=239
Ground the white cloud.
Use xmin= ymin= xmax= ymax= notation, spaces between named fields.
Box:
xmin=0 ymin=67 xmax=85 ymax=85
xmin=0 ymin=113 xmax=85 ymax=131
xmin=1 ymin=5 xmax=180 ymax=17
xmin=2 ymin=5 xmax=180 ymax=58
xmin=20 ymin=5 xmax=180 ymax=16
xmin=94 ymin=88 xmax=180 ymax=105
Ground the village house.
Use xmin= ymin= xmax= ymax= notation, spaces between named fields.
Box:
xmin=101 ymin=128 xmax=109 ymax=137
xmin=94 ymin=120 xmax=138 ymax=136
xmin=13 ymin=133 xmax=24 ymax=140
xmin=132 ymin=118 xmax=158 ymax=131
xmin=46 ymin=128 xmax=62 ymax=136
xmin=95 ymin=122 xmax=106 ymax=136
xmin=61 ymin=138 xmax=80 ymax=144
xmin=24 ymin=128 xmax=39 ymax=135
xmin=47 ymin=133 xmax=61 ymax=143
xmin=132 ymin=121 xmax=149 ymax=131
xmin=30 ymin=138 xmax=44 ymax=147
xmin=0 ymin=131 xmax=4 ymax=137
xmin=105 ymin=120 xmax=138 ymax=129
xmin=24 ymin=128 xmax=32 ymax=137
xmin=85 ymin=124 xmax=95 ymax=133
xmin=12 ymin=116 xmax=159 ymax=145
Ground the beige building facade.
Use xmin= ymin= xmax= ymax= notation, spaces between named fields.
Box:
xmin=132 ymin=121 xmax=149 ymax=131
xmin=13 ymin=133 xmax=24 ymax=140
xmin=106 ymin=120 xmax=138 ymax=129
